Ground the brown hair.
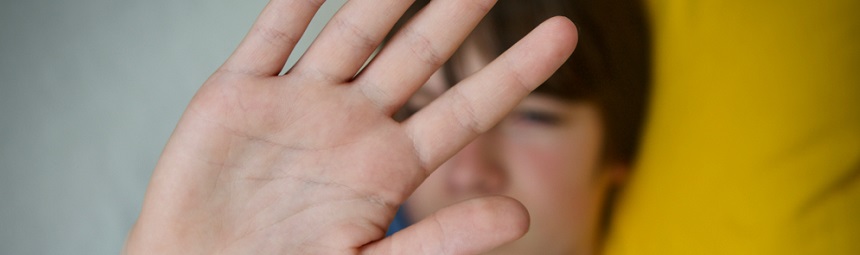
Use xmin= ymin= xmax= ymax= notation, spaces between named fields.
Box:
xmin=392 ymin=0 xmax=651 ymax=165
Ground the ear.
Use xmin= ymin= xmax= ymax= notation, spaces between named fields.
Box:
xmin=602 ymin=162 xmax=630 ymax=187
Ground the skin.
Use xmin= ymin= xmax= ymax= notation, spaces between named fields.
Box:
xmin=404 ymin=39 xmax=624 ymax=254
xmin=123 ymin=0 xmax=578 ymax=254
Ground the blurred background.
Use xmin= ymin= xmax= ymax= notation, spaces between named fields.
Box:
xmin=0 ymin=0 xmax=346 ymax=254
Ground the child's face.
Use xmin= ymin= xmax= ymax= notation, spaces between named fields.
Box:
xmin=403 ymin=45 xmax=623 ymax=254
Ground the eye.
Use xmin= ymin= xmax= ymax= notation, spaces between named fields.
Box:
xmin=512 ymin=109 xmax=563 ymax=126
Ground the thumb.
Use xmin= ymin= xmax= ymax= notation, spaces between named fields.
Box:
xmin=361 ymin=196 xmax=530 ymax=255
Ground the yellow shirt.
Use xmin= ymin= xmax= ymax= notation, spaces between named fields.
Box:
xmin=605 ymin=0 xmax=860 ymax=254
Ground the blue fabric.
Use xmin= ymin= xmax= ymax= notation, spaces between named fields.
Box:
xmin=385 ymin=205 xmax=412 ymax=236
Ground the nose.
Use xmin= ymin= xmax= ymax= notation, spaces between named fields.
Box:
xmin=445 ymin=134 xmax=506 ymax=195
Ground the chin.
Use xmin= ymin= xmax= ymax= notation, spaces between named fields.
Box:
xmin=482 ymin=241 xmax=574 ymax=255
xmin=480 ymin=229 xmax=584 ymax=255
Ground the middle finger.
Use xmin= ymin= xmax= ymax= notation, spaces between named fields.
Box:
xmin=289 ymin=0 xmax=415 ymax=82
xmin=353 ymin=0 xmax=497 ymax=114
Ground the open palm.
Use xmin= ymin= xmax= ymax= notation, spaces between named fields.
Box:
xmin=124 ymin=0 xmax=577 ymax=254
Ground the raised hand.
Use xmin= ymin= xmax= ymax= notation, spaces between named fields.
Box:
xmin=124 ymin=0 xmax=576 ymax=254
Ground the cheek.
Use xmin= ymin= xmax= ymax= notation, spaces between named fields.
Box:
xmin=504 ymin=131 xmax=602 ymax=240
xmin=511 ymin=134 xmax=596 ymax=198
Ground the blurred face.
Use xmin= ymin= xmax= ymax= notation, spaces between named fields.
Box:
xmin=402 ymin=41 xmax=623 ymax=255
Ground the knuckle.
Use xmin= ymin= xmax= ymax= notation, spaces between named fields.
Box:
xmin=335 ymin=17 xmax=380 ymax=52
xmin=355 ymin=79 xmax=390 ymax=111
xmin=451 ymin=89 xmax=489 ymax=135
xmin=403 ymin=27 xmax=445 ymax=67
xmin=253 ymin=25 xmax=300 ymax=48
xmin=503 ymin=57 xmax=535 ymax=93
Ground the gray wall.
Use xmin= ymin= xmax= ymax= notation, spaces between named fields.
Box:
xmin=0 ymin=0 xmax=346 ymax=254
